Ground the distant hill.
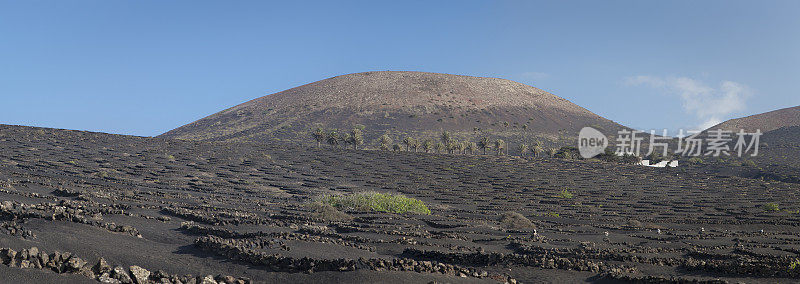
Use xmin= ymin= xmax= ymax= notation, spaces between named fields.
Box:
xmin=708 ymin=105 xmax=800 ymax=133
xmin=752 ymin=125 xmax=800 ymax=167
xmin=160 ymin=71 xmax=625 ymax=147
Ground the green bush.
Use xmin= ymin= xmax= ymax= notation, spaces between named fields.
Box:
xmin=553 ymin=146 xmax=579 ymax=159
xmin=558 ymin=189 xmax=574 ymax=199
xmin=618 ymin=153 xmax=641 ymax=164
xmin=789 ymin=259 xmax=800 ymax=272
xmin=320 ymin=192 xmax=431 ymax=215
xmin=762 ymin=203 xmax=779 ymax=212
xmin=594 ymin=148 xmax=618 ymax=162
xmin=687 ymin=157 xmax=704 ymax=165
xmin=646 ymin=151 xmax=663 ymax=164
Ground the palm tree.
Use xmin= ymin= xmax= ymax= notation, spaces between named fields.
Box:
xmin=494 ymin=139 xmax=505 ymax=156
xmin=379 ymin=134 xmax=392 ymax=151
xmin=440 ymin=131 xmax=452 ymax=146
xmin=478 ymin=137 xmax=491 ymax=155
xmin=435 ymin=142 xmax=445 ymax=154
xmin=451 ymin=141 xmax=463 ymax=154
xmin=311 ymin=127 xmax=325 ymax=147
xmin=532 ymin=144 xmax=544 ymax=157
xmin=422 ymin=139 xmax=433 ymax=153
xmin=518 ymin=144 xmax=529 ymax=156
xmin=350 ymin=128 xmax=364 ymax=150
xmin=402 ymin=137 xmax=415 ymax=151
xmin=326 ymin=131 xmax=339 ymax=147
xmin=342 ymin=133 xmax=353 ymax=149
xmin=467 ymin=142 xmax=477 ymax=155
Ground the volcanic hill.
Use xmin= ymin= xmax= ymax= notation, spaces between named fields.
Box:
xmin=160 ymin=71 xmax=625 ymax=146
xmin=708 ymin=105 xmax=800 ymax=133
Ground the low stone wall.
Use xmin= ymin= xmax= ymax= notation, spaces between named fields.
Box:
xmin=1 ymin=246 xmax=251 ymax=284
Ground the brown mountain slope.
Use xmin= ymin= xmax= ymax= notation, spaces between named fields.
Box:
xmin=160 ymin=71 xmax=625 ymax=145
xmin=708 ymin=105 xmax=800 ymax=133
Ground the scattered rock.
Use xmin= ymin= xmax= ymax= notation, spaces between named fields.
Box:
xmin=129 ymin=265 xmax=151 ymax=284
xmin=199 ymin=275 xmax=217 ymax=284
xmin=66 ymin=255 xmax=87 ymax=271
xmin=94 ymin=257 xmax=111 ymax=275
xmin=112 ymin=266 xmax=133 ymax=284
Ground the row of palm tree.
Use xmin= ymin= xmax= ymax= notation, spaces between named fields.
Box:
xmin=311 ymin=128 xmax=551 ymax=157
xmin=311 ymin=127 xmax=364 ymax=149
xmin=389 ymin=135 xmax=479 ymax=154
xmin=387 ymin=131 xmax=548 ymax=157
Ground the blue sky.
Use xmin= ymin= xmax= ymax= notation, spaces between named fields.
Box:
xmin=1 ymin=1 xmax=798 ymax=136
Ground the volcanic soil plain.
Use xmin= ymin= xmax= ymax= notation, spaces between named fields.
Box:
xmin=2 ymin=124 xmax=800 ymax=283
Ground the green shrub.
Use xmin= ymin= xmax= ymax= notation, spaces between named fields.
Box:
xmin=789 ymin=259 xmax=800 ymax=272
xmin=320 ymin=192 xmax=431 ymax=215
xmin=646 ymin=151 xmax=663 ymax=164
xmin=594 ymin=148 xmax=618 ymax=162
xmin=763 ymin=203 xmax=779 ymax=212
xmin=687 ymin=157 xmax=704 ymax=165
xmin=558 ymin=189 xmax=574 ymax=199
xmin=553 ymin=146 xmax=579 ymax=159
xmin=615 ymin=153 xmax=641 ymax=164
xmin=499 ymin=212 xmax=536 ymax=230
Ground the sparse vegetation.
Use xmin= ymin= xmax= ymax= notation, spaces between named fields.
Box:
xmin=553 ymin=146 xmax=579 ymax=159
xmin=494 ymin=139 xmax=505 ymax=156
xmin=312 ymin=127 xmax=363 ymax=149
xmin=311 ymin=128 xmax=326 ymax=147
xmin=478 ymin=137 xmax=491 ymax=155
xmin=349 ymin=128 xmax=364 ymax=149
xmin=308 ymin=202 xmax=353 ymax=222
xmin=518 ymin=144 xmax=529 ymax=156
xmin=379 ymin=134 xmax=392 ymax=151
xmin=498 ymin=212 xmax=536 ymax=230
xmin=320 ymin=192 xmax=431 ymax=215
xmin=789 ymin=259 xmax=800 ymax=272
xmin=763 ymin=203 xmax=780 ymax=212
xmin=5 ymin=122 xmax=800 ymax=283
xmin=594 ymin=147 xmax=618 ymax=162
xmin=450 ymin=141 xmax=463 ymax=154
xmin=402 ymin=137 xmax=416 ymax=152
xmin=341 ymin=133 xmax=352 ymax=148
xmin=646 ymin=151 xmax=664 ymax=164
xmin=531 ymin=141 xmax=544 ymax=157
xmin=326 ymin=130 xmax=339 ymax=147
xmin=422 ymin=139 xmax=433 ymax=153
xmin=619 ymin=153 xmax=641 ymax=164
xmin=466 ymin=142 xmax=477 ymax=154
xmin=440 ymin=131 xmax=452 ymax=149
xmin=435 ymin=142 xmax=445 ymax=154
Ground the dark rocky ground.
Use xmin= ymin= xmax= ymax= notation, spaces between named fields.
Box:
xmin=1 ymin=124 xmax=800 ymax=283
